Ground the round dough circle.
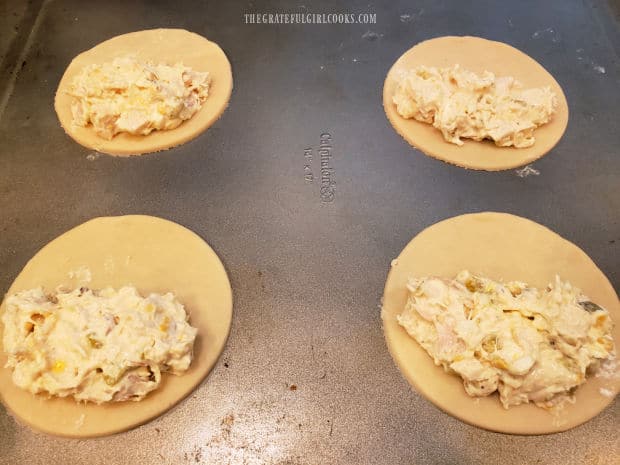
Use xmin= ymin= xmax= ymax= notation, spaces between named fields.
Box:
xmin=54 ymin=29 xmax=233 ymax=156
xmin=0 ymin=215 xmax=233 ymax=437
xmin=382 ymin=212 xmax=619 ymax=434
xmin=383 ymin=36 xmax=569 ymax=171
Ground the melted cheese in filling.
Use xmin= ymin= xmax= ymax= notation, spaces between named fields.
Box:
xmin=2 ymin=286 xmax=197 ymax=404
xmin=398 ymin=271 xmax=615 ymax=409
xmin=392 ymin=65 xmax=557 ymax=148
xmin=70 ymin=56 xmax=211 ymax=139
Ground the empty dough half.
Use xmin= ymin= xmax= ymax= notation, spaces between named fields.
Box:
xmin=383 ymin=36 xmax=569 ymax=170
xmin=0 ymin=215 xmax=233 ymax=437
xmin=55 ymin=29 xmax=233 ymax=156
xmin=382 ymin=212 xmax=619 ymax=434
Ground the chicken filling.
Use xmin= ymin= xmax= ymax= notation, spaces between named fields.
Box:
xmin=2 ymin=286 xmax=198 ymax=403
xmin=392 ymin=65 xmax=557 ymax=148
xmin=70 ymin=56 xmax=211 ymax=139
xmin=398 ymin=270 xmax=615 ymax=409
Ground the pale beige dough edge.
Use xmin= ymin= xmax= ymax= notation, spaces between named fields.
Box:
xmin=382 ymin=36 xmax=570 ymax=171
xmin=54 ymin=29 xmax=233 ymax=156
xmin=382 ymin=212 xmax=619 ymax=434
xmin=0 ymin=215 xmax=233 ymax=437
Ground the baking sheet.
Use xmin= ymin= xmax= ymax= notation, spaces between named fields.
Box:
xmin=0 ymin=0 xmax=618 ymax=463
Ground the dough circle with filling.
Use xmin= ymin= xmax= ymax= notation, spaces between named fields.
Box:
xmin=55 ymin=29 xmax=233 ymax=156
xmin=383 ymin=36 xmax=569 ymax=171
xmin=0 ymin=215 xmax=233 ymax=437
xmin=382 ymin=212 xmax=619 ymax=434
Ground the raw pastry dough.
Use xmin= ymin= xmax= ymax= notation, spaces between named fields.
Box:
xmin=382 ymin=212 xmax=619 ymax=434
xmin=55 ymin=29 xmax=233 ymax=156
xmin=0 ymin=215 xmax=233 ymax=437
xmin=383 ymin=36 xmax=569 ymax=170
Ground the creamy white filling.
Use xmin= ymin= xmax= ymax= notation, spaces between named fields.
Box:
xmin=392 ymin=65 xmax=557 ymax=148
xmin=70 ymin=56 xmax=211 ymax=139
xmin=2 ymin=286 xmax=198 ymax=404
xmin=398 ymin=270 xmax=615 ymax=409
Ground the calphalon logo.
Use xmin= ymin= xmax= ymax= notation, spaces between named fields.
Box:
xmin=319 ymin=132 xmax=335 ymax=203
